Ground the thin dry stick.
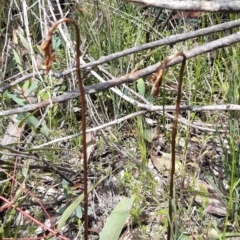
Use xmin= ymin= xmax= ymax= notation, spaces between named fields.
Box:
xmin=152 ymin=52 xmax=186 ymax=240
xmin=2 ymin=19 xmax=240 ymax=93
xmin=0 ymin=168 xmax=68 ymax=239
xmin=41 ymin=18 xmax=88 ymax=239
xmin=125 ymin=0 xmax=240 ymax=12
xmin=0 ymin=195 xmax=68 ymax=240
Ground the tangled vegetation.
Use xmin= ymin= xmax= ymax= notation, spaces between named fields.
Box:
xmin=1 ymin=0 xmax=240 ymax=239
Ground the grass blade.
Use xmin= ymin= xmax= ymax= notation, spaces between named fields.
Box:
xmin=57 ymin=175 xmax=109 ymax=231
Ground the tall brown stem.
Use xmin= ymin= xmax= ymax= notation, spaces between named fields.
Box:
xmin=41 ymin=18 xmax=88 ymax=239
xmin=152 ymin=52 xmax=186 ymax=240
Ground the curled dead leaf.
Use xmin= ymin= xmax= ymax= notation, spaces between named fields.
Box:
xmin=41 ymin=38 xmax=54 ymax=73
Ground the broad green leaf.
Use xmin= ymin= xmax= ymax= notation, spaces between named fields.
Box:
xmin=99 ymin=195 xmax=135 ymax=240
xmin=52 ymin=35 xmax=61 ymax=50
xmin=6 ymin=58 xmax=16 ymax=72
xmin=22 ymin=79 xmax=30 ymax=92
xmin=17 ymin=112 xmax=49 ymax=137
xmin=62 ymin=179 xmax=69 ymax=188
xmin=146 ymin=93 xmax=154 ymax=103
xmin=74 ymin=206 xmax=83 ymax=219
xmin=179 ymin=234 xmax=193 ymax=240
xmin=57 ymin=193 xmax=84 ymax=230
xmin=62 ymin=179 xmax=72 ymax=198
xmin=17 ymin=31 xmax=30 ymax=51
xmin=13 ymin=49 xmax=23 ymax=73
xmin=17 ymin=113 xmax=38 ymax=130
xmin=22 ymin=79 xmax=39 ymax=96
xmin=123 ymin=88 xmax=131 ymax=97
xmin=57 ymin=194 xmax=84 ymax=230
xmin=143 ymin=129 xmax=152 ymax=143
xmin=26 ymin=80 xmax=39 ymax=96
xmin=137 ymin=78 xmax=145 ymax=96
xmin=40 ymin=122 xmax=49 ymax=138
xmin=39 ymin=91 xmax=50 ymax=101
xmin=3 ymin=93 xmax=27 ymax=106
xmin=219 ymin=232 xmax=240 ymax=238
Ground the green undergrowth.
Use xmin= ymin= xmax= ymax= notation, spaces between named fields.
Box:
xmin=1 ymin=0 xmax=240 ymax=239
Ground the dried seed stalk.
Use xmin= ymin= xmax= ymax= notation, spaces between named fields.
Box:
xmin=41 ymin=18 xmax=88 ymax=240
xmin=152 ymin=52 xmax=186 ymax=240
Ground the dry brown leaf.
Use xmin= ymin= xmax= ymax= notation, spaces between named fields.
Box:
xmin=192 ymin=179 xmax=227 ymax=217
xmin=151 ymin=151 xmax=182 ymax=176
xmin=82 ymin=132 xmax=97 ymax=163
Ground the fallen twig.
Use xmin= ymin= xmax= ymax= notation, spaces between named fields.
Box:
xmin=124 ymin=0 xmax=240 ymax=12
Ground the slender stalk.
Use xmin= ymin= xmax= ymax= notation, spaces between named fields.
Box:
xmin=41 ymin=18 xmax=88 ymax=239
xmin=151 ymin=52 xmax=186 ymax=239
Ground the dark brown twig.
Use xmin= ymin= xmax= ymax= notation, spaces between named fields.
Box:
xmin=146 ymin=8 xmax=163 ymax=43
xmin=0 ymin=158 xmax=76 ymax=173
xmin=159 ymin=10 xmax=174 ymax=32
xmin=152 ymin=52 xmax=186 ymax=239
xmin=41 ymin=18 xmax=88 ymax=239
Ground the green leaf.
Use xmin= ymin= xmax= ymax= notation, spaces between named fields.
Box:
xmin=17 ymin=112 xmax=49 ymax=137
xmin=26 ymin=80 xmax=39 ymax=96
xmin=137 ymin=78 xmax=145 ymax=96
xmin=17 ymin=32 xmax=30 ymax=52
xmin=146 ymin=93 xmax=154 ymax=103
xmin=57 ymin=175 xmax=109 ymax=231
xmin=6 ymin=58 xmax=16 ymax=72
xmin=17 ymin=113 xmax=38 ymax=130
xmin=62 ymin=179 xmax=69 ymax=188
xmin=62 ymin=179 xmax=72 ymax=198
xmin=13 ymin=49 xmax=23 ymax=73
xmin=40 ymin=121 xmax=49 ymax=138
xmin=56 ymin=206 xmax=67 ymax=214
xmin=123 ymin=88 xmax=131 ymax=97
xmin=143 ymin=129 xmax=152 ymax=143
xmin=179 ymin=234 xmax=193 ymax=240
xmin=57 ymin=192 xmax=84 ymax=230
xmin=3 ymin=93 xmax=27 ymax=106
xmin=22 ymin=79 xmax=30 ymax=92
xmin=99 ymin=195 xmax=135 ymax=240
xmin=52 ymin=35 xmax=61 ymax=50
xmin=39 ymin=91 xmax=50 ymax=101
xmin=22 ymin=79 xmax=39 ymax=96
xmin=74 ymin=206 xmax=83 ymax=219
